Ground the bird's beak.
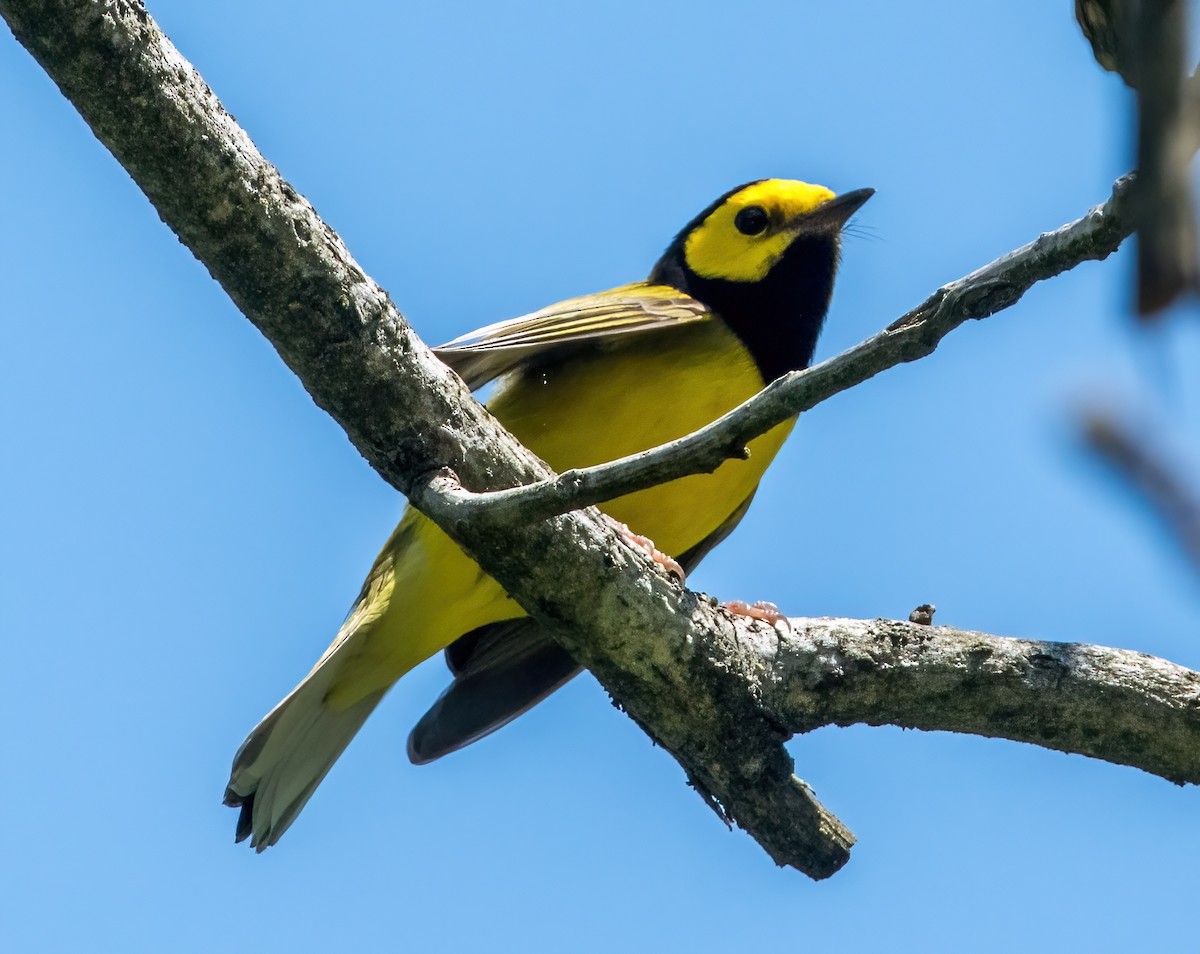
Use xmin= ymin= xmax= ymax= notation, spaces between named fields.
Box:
xmin=791 ymin=187 xmax=874 ymax=233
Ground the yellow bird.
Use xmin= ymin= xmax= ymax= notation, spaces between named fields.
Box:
xmin=225 ymin=178 xmax=872 ymax=849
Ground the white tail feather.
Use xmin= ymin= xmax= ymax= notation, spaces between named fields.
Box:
xmin=225 ymin=661 xmax=385 ymax=851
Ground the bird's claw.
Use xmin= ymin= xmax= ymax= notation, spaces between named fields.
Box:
xmin=724 ymin=599 xmax=790 ymax=630
xmin=615 ymin=522 xmax=685 ymax=582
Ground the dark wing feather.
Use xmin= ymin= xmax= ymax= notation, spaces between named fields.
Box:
xmin=406 ymin=491 xmax=759 ymax=764
xmin=406 ymin=620 xmax=578 ymax=766
xmin=433 ymin=283 xmax=709 ymax=390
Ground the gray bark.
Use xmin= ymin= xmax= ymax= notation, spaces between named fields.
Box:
xmin=774 ymin=618 xmax=1200 ymax=785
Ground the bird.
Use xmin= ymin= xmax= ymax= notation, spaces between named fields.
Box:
xmin=224 ymin=178 xmax=873 ymax=850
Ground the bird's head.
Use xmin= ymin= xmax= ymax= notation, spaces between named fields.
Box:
xmin=677 ymin=179 xmax=873 ymax=282
xmin=649 ymin=179 xmax=873 ymax=381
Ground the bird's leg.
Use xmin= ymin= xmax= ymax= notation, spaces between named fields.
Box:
xmin=614 ymin=522 xmax=685 ymax=582
xmin=724 ymin=599 xmax=790 ymax=630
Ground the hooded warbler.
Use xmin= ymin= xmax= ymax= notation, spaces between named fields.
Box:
xmin=225 ymin=178 xmax=872 ymax=849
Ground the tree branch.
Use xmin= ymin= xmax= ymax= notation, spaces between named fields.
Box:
xmin=6 ymin=0 xmax=1197 ymax=881
xmin=418 ymin=175 xmax=1137 ymax=529
xmin=770 ymin=617 xmax=1200 ymax=785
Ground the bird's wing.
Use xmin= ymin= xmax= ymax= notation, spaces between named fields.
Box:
xmin=406 ymin=490 xmax=758 ymax=765
xmin=433 ymin=282 xmax=710 ymax=390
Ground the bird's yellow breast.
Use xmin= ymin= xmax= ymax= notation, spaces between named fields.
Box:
xmin=489 ymin=316 xmax=793 ymax=556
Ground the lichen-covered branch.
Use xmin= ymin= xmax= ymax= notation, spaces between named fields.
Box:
xmin=421 ymin=176 xmax=1137 ymax=529
xmin=766 ymin=617 xmax=1200 ymax=785
xmin=6 ymin=0 xmax=1198 ymax=882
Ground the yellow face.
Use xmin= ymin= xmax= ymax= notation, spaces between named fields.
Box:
xmin=683 ymin=179 xmax=838 ymax=283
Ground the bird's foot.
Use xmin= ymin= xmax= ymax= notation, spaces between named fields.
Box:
xmin=724 ymin=599 xmax=790 ymax=630
xmin=615 ymin=522 xmax=685 ymax=582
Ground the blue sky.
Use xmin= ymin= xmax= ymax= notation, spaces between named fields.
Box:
xmin=4 ymin=1 xmax=1200 ymax=950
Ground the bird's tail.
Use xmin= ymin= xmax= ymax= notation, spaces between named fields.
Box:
xmin=223 ymin=657 xmax=385 ymax=851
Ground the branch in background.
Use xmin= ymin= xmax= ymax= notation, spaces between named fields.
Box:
xmin=1131 ymin=0 xmax=1200 ymax=315
xmin=1076 ymin=0 xmax=1136 ymax=83
xmin=1082 ymin=409 xmax=1200 ymax=577
xmin=5 ymin=0 xmax=1199 ymax=881
xmin=771 ymin=617 xmax=1200 ymax=786
xmin=1075 ymin=0 xmax=1200 ymax=316
xmin=420 ymin=176 xmax=1137 ymax=528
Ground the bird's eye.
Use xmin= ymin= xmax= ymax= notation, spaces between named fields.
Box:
xmin=734 ymin=206 xmax=769 ymax=236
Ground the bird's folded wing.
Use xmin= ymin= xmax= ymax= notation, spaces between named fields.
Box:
xmin=433 ymin=283 xmax=709 ymax=390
